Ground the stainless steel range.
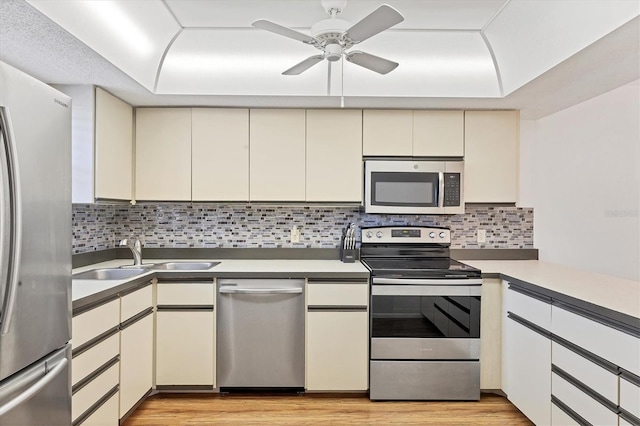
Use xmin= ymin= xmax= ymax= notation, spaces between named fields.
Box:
xmin=360 ymin=226 xmax=482 ymax=401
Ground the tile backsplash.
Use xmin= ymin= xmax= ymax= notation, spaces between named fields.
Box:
xmin=72 ymin=204 xmax=533 ymax=254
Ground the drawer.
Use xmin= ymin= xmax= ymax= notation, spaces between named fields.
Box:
xmin=72 ymin=333 xmax=119 ymax=386
xmin=505 ymin=284 xmax=551 ymax=329
xmin=79 ymin=391 xmax=119 ymax=426
xmin=307 ymin=283 xmax=368 ymax=306
xmin=72 ymin=299 xmax=120 ymax=349
xmin=551 ymin=371 xmax=618 ymax=426
xmin=551 ymin=401 xmax=580 ymax=426
xmin=121 ymin=284 xmax=153 ymax=322
xmin=157 ymin=282 xmax=214 ymax=306
xmin=551 ymin=341 xmax=618 ymax=403
xmin=72 ymin=363 xmax=119 ymax=422
xmin=552 ymin=305 xmax=640 ymax=376
xmin=619 ymin=417 xmax=635 ymax=426
xmin=620 ymin=375 xmax=640 ymax=419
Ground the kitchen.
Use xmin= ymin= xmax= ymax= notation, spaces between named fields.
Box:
xmin=0 ymin=0 xmax=639 ymax=425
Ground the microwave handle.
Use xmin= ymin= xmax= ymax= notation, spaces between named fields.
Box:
xmin=438 ymin=172 xmax=445 ymax=207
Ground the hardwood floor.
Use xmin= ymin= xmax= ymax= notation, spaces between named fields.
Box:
xmin=123 ymin=393 xmax=533 ymax=425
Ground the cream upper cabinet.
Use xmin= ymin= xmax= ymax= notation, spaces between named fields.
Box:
xmin=464 ymin=110 xmax=519 ymax=203
xmin=413 ymin=110 xmax=464 ymax=157
xmin=135 ymin=108 xmax=192 ymax=201
xmin=249 ymin=109 xmax=306 ymax=201
xmin=95 ymin=88 xmax=133 ymax=200
xmin=306 ymin=109 xmax=363 ymax=202
xmin=362 ymin=110 xmax=413 ymax=156
xmin=192 ymin=108 xmax=249 ymax=201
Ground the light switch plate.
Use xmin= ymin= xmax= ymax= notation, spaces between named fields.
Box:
xmin=291 ymin=226 xmax=301 ymax=243
xmin=477 ymin=229 xmax=486 ymax=243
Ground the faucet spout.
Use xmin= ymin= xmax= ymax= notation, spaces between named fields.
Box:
xmin=119 ymin=237 xmax=143 ymax=266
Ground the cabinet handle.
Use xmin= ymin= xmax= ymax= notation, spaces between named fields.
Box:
xmin=219 ymin=287 xmax=302 ymax=295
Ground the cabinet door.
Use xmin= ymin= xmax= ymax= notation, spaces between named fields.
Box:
xmin=464 ymin=111 xmax=518 ymax=203
xmin=503 ymin=315 xmax=551 ymax=425
xmin=306 ymin=311 xmax=369 ymax=391
xmin=249 ymin=109 xmax=306 ymax=201
xmin=306 ymin=109 xmax=362 ymax=202
xmin=156 ymin=310 xmax=214 ymax=386
xmin=192 ymin=108 xmax=249 ymax=201
xmin=119 ymin=313 xmax=153 ymax=419
xmin=362 ymin=110 xmax=413 ymax=156
xmin=135 ymin=108 xmax=191 ymax=201
xmin=480 ymin=278 xmax=502 ymax=390
xmin=413 ymin=110 xmax=464 ymax=157
xmin=95 ymin=88 xmax=133 ymax=200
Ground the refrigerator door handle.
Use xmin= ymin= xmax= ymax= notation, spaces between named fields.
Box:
xmin=0 ymin=107 xmax=22 ymax=336
xmin=0 ymin=357 xmax=67 ymax=416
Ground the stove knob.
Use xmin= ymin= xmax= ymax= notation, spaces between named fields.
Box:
xmin=376 ymin=231 xmax=383 ymax=238
xmin=365 ymin=231 xmax=372 ymax=239
xmin=439 ymin=232 xmax=446 ymax=238
xmin=429 ymin=232 xmax=435 ymax=238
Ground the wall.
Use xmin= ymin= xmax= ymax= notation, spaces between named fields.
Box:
xmin=520 ymin=80 xmax=639 ymax=281
xmin=72 ymin=204 xmax=533 ymax=254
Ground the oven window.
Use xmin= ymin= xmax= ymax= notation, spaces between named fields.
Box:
xmin=371 ymin=295 xmax=480 ymax=338
xmin=371 ymin=172 xmax=439 ymax=206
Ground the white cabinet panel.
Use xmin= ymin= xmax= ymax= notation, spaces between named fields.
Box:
xmin=72 ymin=363 xmax=119 ymax=423
xmin=156 ymin=310 xmax=215 ymax=386
xmin=157 ymin=282 xmax=214 ymax=306
xmin=307 ymin=283 xmax=368 ymax=306
xmin=620 ymin=376 xmax=640 ymax=419
xmin=120 ymin=285 xmax=152 ymax=322
xmin=72 ymin=300 xmax=119 ymax=349
xmin=306 ymin=311 xmax=369 ymax=391
xmin=119 ymin=314 xmax=153 ymax=418
xmin=95 ymin=87 xmax=133 ymax=200
xmin=72 ymin=333 xmax=119 ymax=386
xmin=551 ymin=403 xmax=580 ymax=426
xmin=135 ymin=108 xmax=191 ymax=201
xmin=504 ymin=285 xmax=551 ymax=329
xmin=552 ymin=372 xmax=619 ymax=426
xmin=362 ymin=110 xmax=413 ymax=156
xmin=249 ymin=109 xmax=306 ymax=201
xmin=551 ymin=342 xmax=618 ymax=404
xmin=464 ymin=110 xmax=518 ymax=203
xmin=480 ymin=278 xmax=502 ymax=390
xmin=306 ymin=109 xmax=362 ymax=202
xmin=81 ymin=392 xmax=119 ymax=426
xmin=413 ymin=110 xmax=464 ymax=157
xmin=192 ymin=108 xmax=249 ymax=201
xmin=552 ymin=306 xmax=640 ymax=377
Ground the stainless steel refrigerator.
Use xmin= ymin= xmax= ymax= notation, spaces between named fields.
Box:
xmin=0 ymin=61 xmax=72 ymax=425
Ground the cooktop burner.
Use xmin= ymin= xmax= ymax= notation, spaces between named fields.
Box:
xmin=361 ymin=258 xmax=481 ymax=279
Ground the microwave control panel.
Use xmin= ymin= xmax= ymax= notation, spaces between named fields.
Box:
xmin=443 ymin=173 xmax=461 ymax=206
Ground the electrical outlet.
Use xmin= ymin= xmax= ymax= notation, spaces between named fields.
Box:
xmin=290 ymin=225 xmax=301 ymax=243
xmin=477 ymin=229 xmax=486 ymax=244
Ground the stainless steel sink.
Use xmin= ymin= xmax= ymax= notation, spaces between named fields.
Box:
xmin=150 ymin=261 xmax=220 ymax=270
xmin=73 ymin=268 xmax=149 ymax=280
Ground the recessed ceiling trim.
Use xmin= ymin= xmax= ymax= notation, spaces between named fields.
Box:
xmin=480 ymin=32 xmax=504 ymax=96
xmin=154 ymin=28 xmax=184 ymax=93
xmin=481 ymin=0 xmax=512 ymax=32
xmin=161 ymin=0 xmax=184 ymax=29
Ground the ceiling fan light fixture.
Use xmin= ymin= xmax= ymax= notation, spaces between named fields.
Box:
xmin=325 ymin=43 xmax=342 ymax=61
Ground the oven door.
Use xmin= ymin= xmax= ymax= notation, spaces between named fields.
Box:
xmin=370 ymin=281 xmax=481 ymax=360
xmin=364 ymin=160 xmax=444 ymax=214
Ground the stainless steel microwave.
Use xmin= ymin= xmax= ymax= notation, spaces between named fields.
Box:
xmin=364 ymin=160 xmax=464 ymax=214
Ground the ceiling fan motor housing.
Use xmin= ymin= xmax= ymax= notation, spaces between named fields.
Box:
xmin=311 ymin=18 xmax=352 ymax=45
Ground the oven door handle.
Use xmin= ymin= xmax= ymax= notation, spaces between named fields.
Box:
xmin=371 ymin=278 xmax=482 ymax=286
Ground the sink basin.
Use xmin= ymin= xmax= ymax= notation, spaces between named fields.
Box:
xmin=150 ymin=261 xmax=220 ymax=271
xmin=73 ymin=268 xmax=149 ymax=280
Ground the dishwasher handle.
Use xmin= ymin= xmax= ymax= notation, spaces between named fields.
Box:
xmin=219 ymin=287 xmax=303 ymax=295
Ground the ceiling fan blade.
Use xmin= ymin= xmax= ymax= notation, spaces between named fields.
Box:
xmin=344 ymin=4 xmax=404 ymax=43
xmin=252 ymin=19 xmax=316 ymax=44
xmin=345 ymin=51 xmax=398 ymax=74
xmin=283 ymin=55 xmax=325 ymax=75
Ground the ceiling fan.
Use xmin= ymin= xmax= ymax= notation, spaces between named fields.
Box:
xmin=252 ymin=0 xmax=404 ymax=75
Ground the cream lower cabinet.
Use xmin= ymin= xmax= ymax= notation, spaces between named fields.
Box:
xmin=306 ymin=280 xmax=369 ymax=391
xmin=479 ymin=277 xmax=502 ymax=390
xmin=119 ymin=286 xmax=154 ymax=420
xmin=502 ymin=282 xmax=552 ymax=426
xmin=71 ymin=299 xmax=120 ymax=426
xmin=155 ymin=281 xmax=215 ymax=388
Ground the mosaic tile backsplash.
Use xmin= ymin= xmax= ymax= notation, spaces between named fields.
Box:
xmin=72 ymin=204 xmax=533 ymax=254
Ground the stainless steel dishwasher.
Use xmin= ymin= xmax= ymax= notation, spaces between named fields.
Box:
xmin=217 ymin=279 xmax=305 ymax=392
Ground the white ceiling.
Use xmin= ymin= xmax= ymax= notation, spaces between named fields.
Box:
xmin=0 ymin=0 xmax=638 ymax=118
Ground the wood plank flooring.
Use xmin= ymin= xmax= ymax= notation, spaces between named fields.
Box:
xmin=123 ymin=393 xmax=533 ymax=425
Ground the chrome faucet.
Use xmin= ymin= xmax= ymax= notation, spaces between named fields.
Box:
xmin=119 ymin=236 xmax=142 ymax=266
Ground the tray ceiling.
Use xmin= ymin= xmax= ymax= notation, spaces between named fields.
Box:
xmin=22 ymin=0 xmax=639 ymax=98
